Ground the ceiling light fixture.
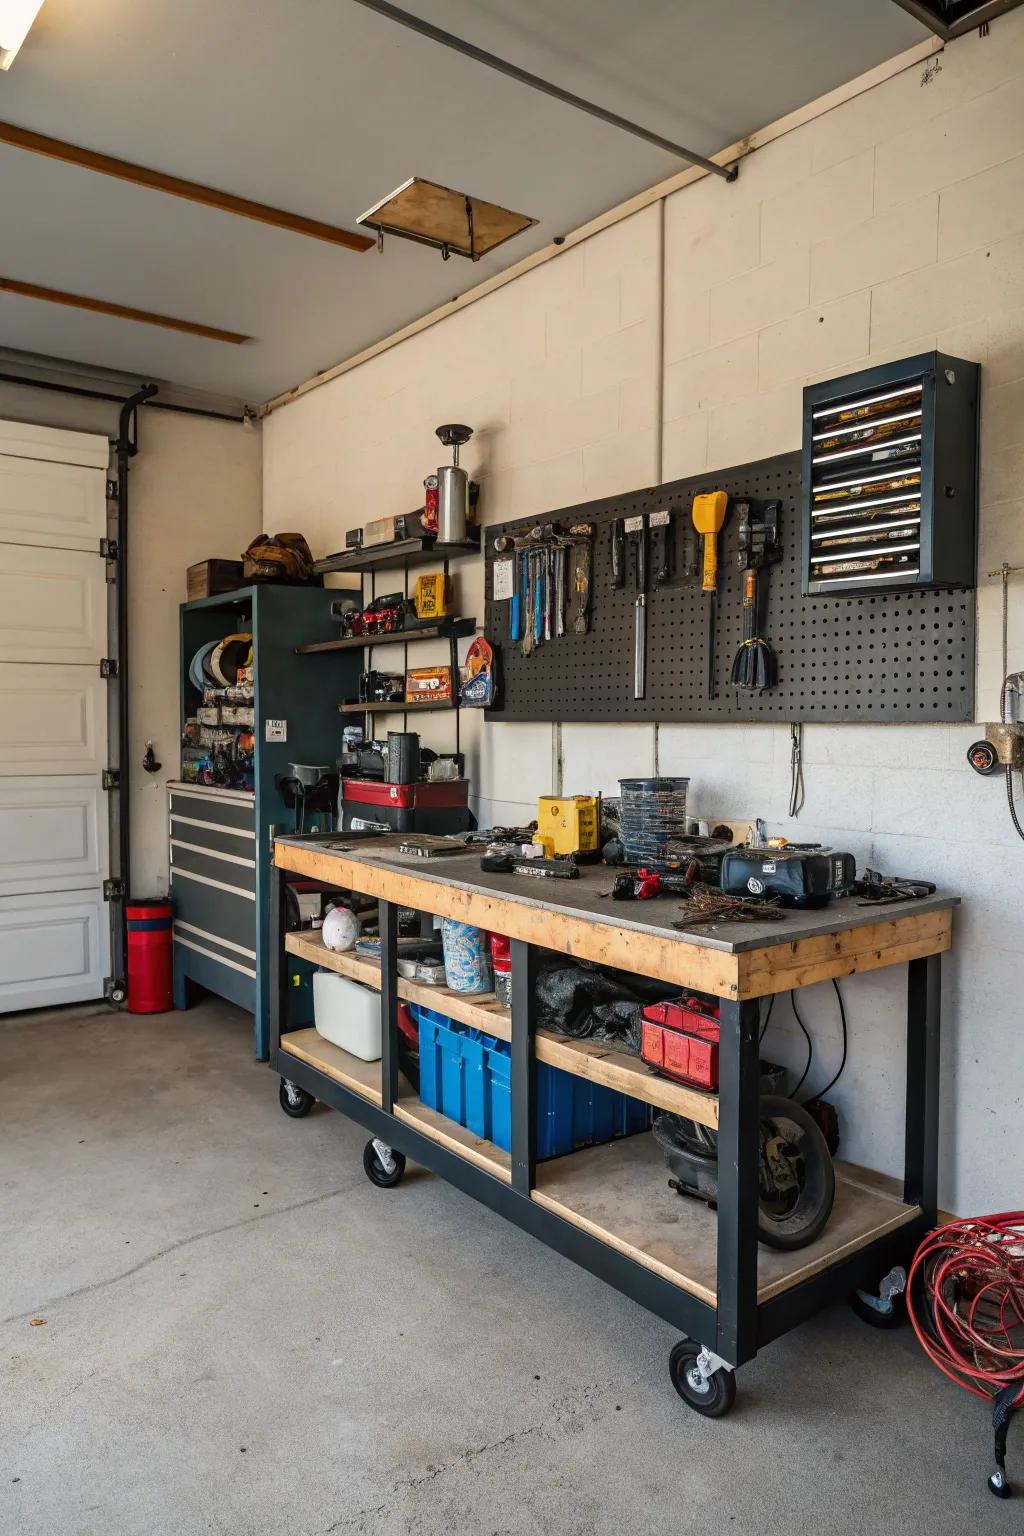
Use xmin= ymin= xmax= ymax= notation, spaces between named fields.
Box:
xmin=0 ymin=0 xmax=44 ymax=70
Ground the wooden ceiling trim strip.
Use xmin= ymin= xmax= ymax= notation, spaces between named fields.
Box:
xmin=0 ymin=277 xmax=252 ymax=344
xmin=0 ymin=119 xmax=374 ymax=252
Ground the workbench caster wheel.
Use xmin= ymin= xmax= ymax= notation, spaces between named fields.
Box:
xmin=850 ymin=1265 xmax=906 ymax=1329
xmin=669 ymin=1340 xmax=736 ymax=1418
xmin=279 ymin=1078 xmax=315 ymax=1119
xmin=363 ymin=1138 xmax=406 ymax=1189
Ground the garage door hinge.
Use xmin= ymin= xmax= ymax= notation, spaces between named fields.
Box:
xmin=103 ymin=878 xmax=126 ymax=900
xmin=99 ymin=537 xmax=118 ymax=559
xmin=100 ymin=657 xmax=118 ymax=678
xmin=102 ymin=769 xmax=120 ymax=790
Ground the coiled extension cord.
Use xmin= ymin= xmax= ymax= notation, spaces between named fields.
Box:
xmin=908 ymin=1214 xmax=1024 ymax=1498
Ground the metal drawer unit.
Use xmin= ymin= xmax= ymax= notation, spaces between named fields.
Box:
xmin=802 ymin=351 xmax=978 ymax=596
xmin=174 ymin=584 xmax=361 ymax=1057
xmin=169 ymin=784 xmax=258 ymax=1014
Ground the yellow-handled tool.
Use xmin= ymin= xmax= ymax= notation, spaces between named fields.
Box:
xmin=692 ymin=490 xmax=728 ymax=592
xmin=691 ymin=491 xmax=729 ymax=698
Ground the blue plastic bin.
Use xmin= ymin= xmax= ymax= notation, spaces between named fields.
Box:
xmin=412 ymin=1003 xmax=648 ymax=1159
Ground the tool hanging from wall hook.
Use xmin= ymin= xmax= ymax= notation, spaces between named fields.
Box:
xmin=731 ymin=499 xmax=782 ymax=691
xmin=649 ymin=507 xmax=673 ymax=587
xmin=625 ymin=513 xmax=648 ymax=699
xmin=691 ymin=491 xmax=728 ymax=700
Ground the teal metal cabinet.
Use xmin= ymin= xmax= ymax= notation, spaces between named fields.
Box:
xmin=171 ymin=584 xmax=360 ymax=1058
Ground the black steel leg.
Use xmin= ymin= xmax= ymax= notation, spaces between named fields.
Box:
xmin=511 ymin=939 xmax=539 ymax=1196
xmin=379 ymin=899 xmax=399 ymax=1113
xmin=715 ymin=997 xmax=761 ymax=1367
xmin=269 ymin=860 xmax=288 ymax=1057
xmin=904 ymin=953 xmax=941 ymax=1219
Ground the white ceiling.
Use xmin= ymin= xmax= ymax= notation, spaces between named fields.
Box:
xmin=0 ymin=0 xmax=928 ymax=404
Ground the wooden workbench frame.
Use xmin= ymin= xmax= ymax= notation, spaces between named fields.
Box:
xmin=269 ymin=833 xmax=949 ymax=1370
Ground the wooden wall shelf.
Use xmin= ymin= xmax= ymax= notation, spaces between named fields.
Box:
xmin=297 ymin=618 xmax=476 ymax=656
xmin=314 ymin=535 xmax=480 ymax=575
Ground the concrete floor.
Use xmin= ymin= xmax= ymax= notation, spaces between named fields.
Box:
xmin=0 ymin=1000 xmax=1014 ymax=1535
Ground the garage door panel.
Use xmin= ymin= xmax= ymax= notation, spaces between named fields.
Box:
xmin=0 ymin=455 xmax=107 ymax=552
xmin=0 ymin=545 xmax=106 ymax=663
xmin=0 ymin=421 xmax=109 ymax=473
xmin=0 ymin=776 xmax=107 ymax=896
xmin=0 ymin=664 xmax=106 ymax=773
xmin=0 ymin=890 xmax=107 ymax=1012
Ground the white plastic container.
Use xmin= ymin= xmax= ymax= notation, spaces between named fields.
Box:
xmin=313 ymin=970 xmax=381 ymax=1060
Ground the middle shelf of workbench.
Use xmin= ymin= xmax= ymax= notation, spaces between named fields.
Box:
xmin=284 ymin=929 xmax=719 ymax=1125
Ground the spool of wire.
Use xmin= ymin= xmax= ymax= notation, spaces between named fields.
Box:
xmin=907 ymin=1214 xmax=1024 ymax=1498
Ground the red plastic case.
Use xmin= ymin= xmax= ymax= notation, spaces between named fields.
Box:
xmin=640 ymin=997 xmax=720 ymax=1090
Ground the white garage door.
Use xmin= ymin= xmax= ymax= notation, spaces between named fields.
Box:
xmin=0 ymin=419 xmax=112 ymax=1013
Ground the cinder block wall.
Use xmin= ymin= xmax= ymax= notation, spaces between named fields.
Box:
xmin=263 ymin=17 xmax=1024 ymax=1213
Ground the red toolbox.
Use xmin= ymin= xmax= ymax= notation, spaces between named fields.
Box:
xmin=640 ymin=997 xmax=720 ymax=1090
xmin=341 ymin=777 xmax=471 ymax=835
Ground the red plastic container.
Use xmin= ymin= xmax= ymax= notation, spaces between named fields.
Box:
xmin=126 ymin=898 xmax=174 ymax=1013
xmin=641 ymin=997 xmax=720 ymax=1090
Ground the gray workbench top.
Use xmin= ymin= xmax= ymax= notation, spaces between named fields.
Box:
xmin=274 ymin=834 xmax=959 ymax=954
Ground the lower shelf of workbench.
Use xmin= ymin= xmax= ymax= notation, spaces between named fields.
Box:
xmin=280 ymin=1027 xmax=389 ymax=1105
xmin=534 ymin=1139 xmax=920 ymax=1307
xmin=278 ymin=1028 xmax=920 ymax=1311
xmin=279 ymin=1029 xmax=513 ymax=1178
xmin=394 ymin=1098 xmax=512 ymax=1183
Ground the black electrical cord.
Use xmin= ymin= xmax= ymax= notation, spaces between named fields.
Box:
xmin=1006 ymin=766 xmax=1024 ymax=843
xmin=998 ymin=675 xmax=1024 ymax=843
xmin=788 ymin=722 xmax=805 ymax=818
xmin=810 ymin=978 xmax=849 ymax=1103
xmin=759 ymin=993 xmax=774 ymax=1044
xmin=789 ymin=989 xmax=813 ymax=1098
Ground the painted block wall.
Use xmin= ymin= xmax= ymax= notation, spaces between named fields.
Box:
xmin=127 ymin=410 xmax=261 ymax=895
xmin=262 ymin=18 xmax=1024 ymax=1214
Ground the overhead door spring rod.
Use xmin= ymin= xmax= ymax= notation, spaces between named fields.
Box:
xmin=350 ymin=0 xmax=738 ymax=183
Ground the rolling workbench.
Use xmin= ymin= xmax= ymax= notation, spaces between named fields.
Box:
xmin=269 ymin=832 xmax=955 ymax=1413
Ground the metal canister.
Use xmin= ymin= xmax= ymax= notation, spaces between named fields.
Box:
xmin=385 ymin=731 xmax=419 ymax=785
xmin=437 ymin=463 xmax=468 ymax=543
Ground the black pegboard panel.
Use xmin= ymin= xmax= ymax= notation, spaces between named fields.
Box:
xmin=483 ymin=452 xmax=975 ymax=723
